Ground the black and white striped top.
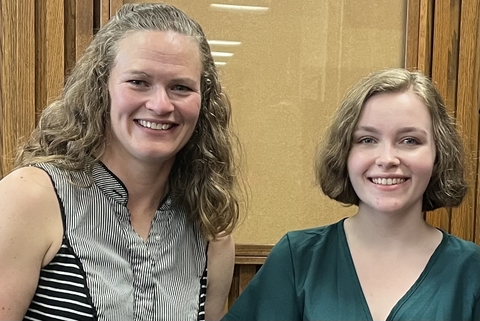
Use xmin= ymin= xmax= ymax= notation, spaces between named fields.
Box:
xmin=24 ymin=162 xmax=208 ymax=321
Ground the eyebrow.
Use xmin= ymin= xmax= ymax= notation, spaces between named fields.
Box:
xmin=122 ymin=69 xmax=199 ymax=86
xmin=123 ymin=70 xmax=151 ymax=78
xmin=354 ymin=126 xmax=429 ymax=136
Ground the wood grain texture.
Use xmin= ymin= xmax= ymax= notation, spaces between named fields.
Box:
xmin=417 ymin=0 xmax=433 ymax=75
xmin=235 ymin=243 xmax=273 ymax=264
xmin=450 ymin=0 xmax=479 ymax=241
xmin=16 ymin=1 xmax=36 ymax=162
xmin=46 ymin=0 xmax=65 ymax=104
xmin=408 ymin=0 xmax=480 ymax=243
xmin=64 ymin=0 xmax=94 ymax=74
xmin=425 ymin=208 xmax=451 ymax=233
xmin=431 ymin=0 xmax=460 ymax=115
xmin=1 ymin=1 xmax=35 ymax=176
xmin=0 ymin=2 xmax=5 ymax=177
xmin=426 ymin=0 xmax=461 ymax=232
xmin=406 ymin=0 xmax=420 ymax=69
xmin=76 ymin=0 xmax=93 ymax=59
xmin=235 ymin=244 xmax=274 ymax=258
xmin=477 ymin=103 xmax=480 ymax=244
xmin=35 ymin=0 xmax=64 ymax=121
xmin=64 ymin=0 xmax=76 ymax=77
xmin=35 ymin=0 xmax=46 ymax=123
xmin=476 ymin=15 xmax=480 ymax=246
xmin=0 ymin=1 xmax=16 ymax=177
xmin=1 ymin=0 xmax=17 ymax=175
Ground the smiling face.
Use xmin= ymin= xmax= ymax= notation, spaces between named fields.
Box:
xmin=104 ymin=30 xmax=202 ymax=167
xmin=347 ymin=90 xmax=436 ymax=215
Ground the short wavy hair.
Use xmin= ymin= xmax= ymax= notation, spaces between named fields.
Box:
xmin=15 ymin=3 xmax=241 ymax=239
xmin=315 ymin=68 xmax=467 ymax=212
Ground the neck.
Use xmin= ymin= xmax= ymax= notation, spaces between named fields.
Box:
xmin=99 ymin=152 xmax=173 ymax=215
xmin=344 ymin=204 xmax=439 ymax=250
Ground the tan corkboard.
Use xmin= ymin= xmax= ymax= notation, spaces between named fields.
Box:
xmin=128 ymin=0 xmax=407 ymax=244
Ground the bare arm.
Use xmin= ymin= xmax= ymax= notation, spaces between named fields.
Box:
xmin=0 ymin=167 xmax=62 ymax=320
xmin=204 ymin=234 xmax=235 ymax=321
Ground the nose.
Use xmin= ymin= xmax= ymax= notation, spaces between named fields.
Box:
xmin=375 ymin=143 xmax=400 ymax=168
xmin=145 ymin=87 xmax=174 ymax=115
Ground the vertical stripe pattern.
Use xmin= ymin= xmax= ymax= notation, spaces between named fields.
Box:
xmin=23 ymin=162 xmax=208 ymax=321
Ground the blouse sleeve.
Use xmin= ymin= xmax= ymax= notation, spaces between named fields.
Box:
xmin=221 ymin=234 xmax=302 ymax=321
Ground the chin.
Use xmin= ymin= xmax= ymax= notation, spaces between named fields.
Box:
xmin=374 ymin=203 xmax=417 ymax=215
xmin=133 ymin=151 xmax=174 ymax=163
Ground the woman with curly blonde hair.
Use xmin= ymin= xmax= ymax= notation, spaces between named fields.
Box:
xmin=0 ymin=3 xmax=241 ymax=321
xmin=223 ymin=68 xmax=479 ymax=321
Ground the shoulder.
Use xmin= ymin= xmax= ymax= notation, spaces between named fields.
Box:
xmin=263 ymin=220 xmax=344 ymax=268
xmin=283 ymin=220 xmax=344 ymax=251
xmin=442 ymin=233 xmax=480 ymax=261
xmin=438 ymin=233 xmax=480 ymax=289
xmin=0 ymin=166 xmax=55 ymax=200
xmin=0 ymin=166 xmax=62 ymax=232
xmin=440 ymin=234 xmax=480 ymax=300
xmin=0 ymin=166 xmax=61 ymax=234
xmin=0 ymin=166 xmax=63 ymax=263
xmin=0 ymin=166 xmax=63 ymax=318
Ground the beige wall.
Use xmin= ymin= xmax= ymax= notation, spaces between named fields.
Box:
xmin=127 ymin=0 xmax=407 ymax=244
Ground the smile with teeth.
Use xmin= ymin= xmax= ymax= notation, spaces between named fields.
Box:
xmin=137 ymin=120 xmax=173 ymax=130
xmin=371 ymin=178 xmax=406 ymax=186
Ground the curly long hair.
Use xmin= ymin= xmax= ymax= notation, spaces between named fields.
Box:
xmin=315 ymin=68 xmax=467 ymax=212
xmin=15 ymin=3 xmax=241 ymax=239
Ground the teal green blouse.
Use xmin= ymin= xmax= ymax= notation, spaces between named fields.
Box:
xmin=223 ymin=219 xmax=480 ymax=321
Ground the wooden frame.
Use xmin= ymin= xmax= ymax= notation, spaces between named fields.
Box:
xmin=406 ymin=0 xmax=480 ymax=243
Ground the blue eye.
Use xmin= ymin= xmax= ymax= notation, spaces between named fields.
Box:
xmin=403 ymin=137 xmax=418 ymax=145
xmin=359 ymin=137 xmax=375 ymax=144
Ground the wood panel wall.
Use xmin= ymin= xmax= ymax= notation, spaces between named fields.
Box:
xmin=0 ymin=0 xmax=94 ymax=176
xmin=0 ymin=1 xmax=36 ymax=177
xmin=406 ymin=0 xmax=480 ymax=244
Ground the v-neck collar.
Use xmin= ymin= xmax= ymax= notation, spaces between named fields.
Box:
xmin=91 ymin=161 xmax=172 ymax=211
xmin=338 ymin=218 xmax=447 ymax=321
